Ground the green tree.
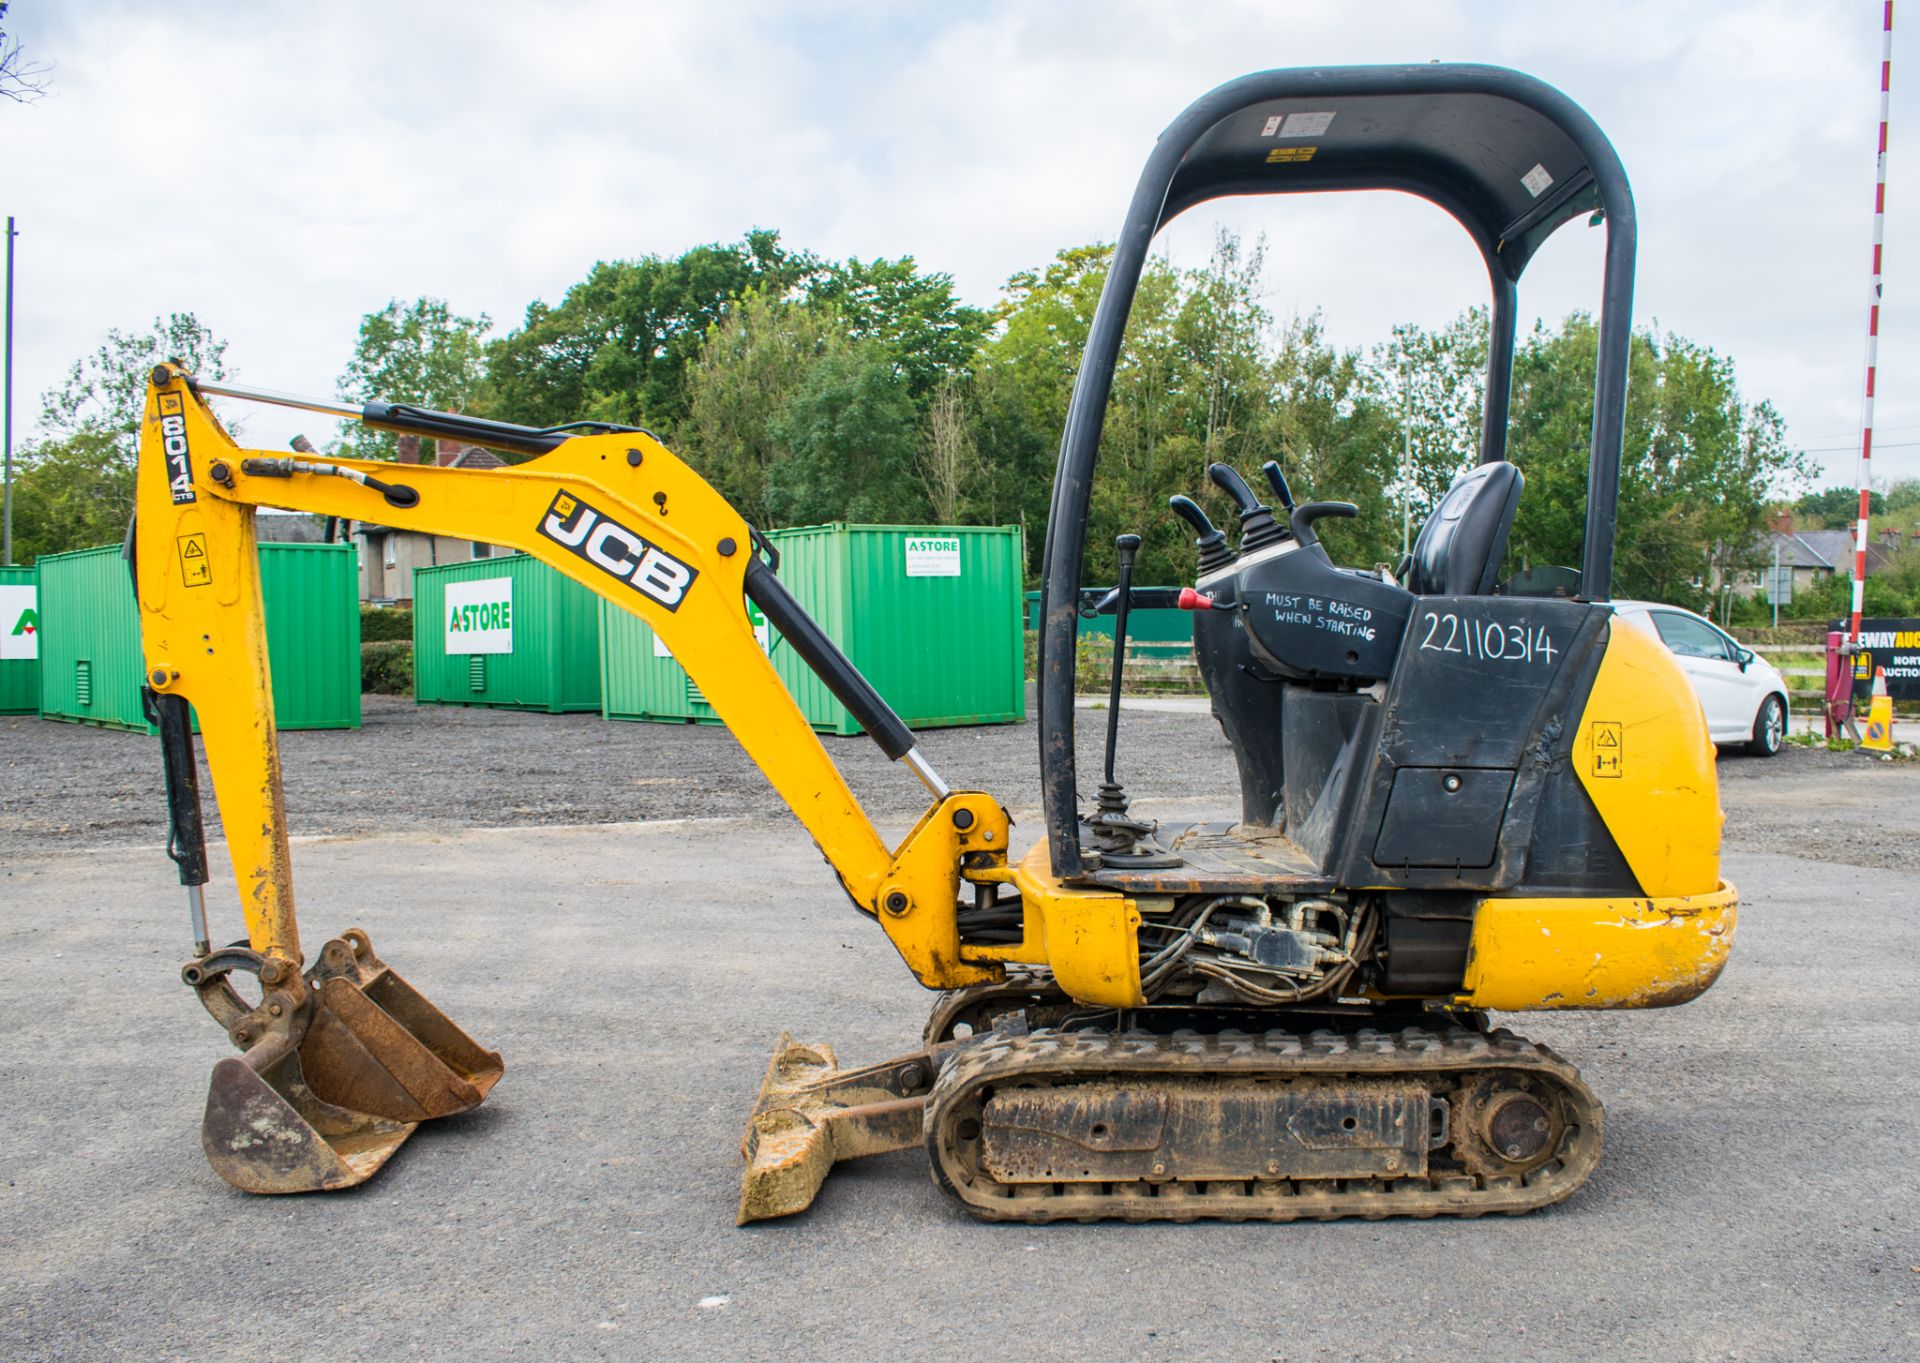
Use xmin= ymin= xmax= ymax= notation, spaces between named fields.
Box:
xmin=6 ymin=429 xmax=133 ymax=562
xmin=1372 ymin=308 xmax=1492 ymax=537
xmin=1180 ymin=228 xmax=1275 ymax=472
xmin=1796 ymin=485 xmax=1883 ymax=525
xmin=40 ymin=312 xmax=228 ymax=449
xmin=679 ymin=290 xmax=844 ymax=526
xmin=1263 ymin=314 xmax=1400 ymax=570
xmin=918 ymin=374 xmax=979 ymax=524
xmin=972 ymin=244 xmax=1114 ymax=570
xmin=767 ymin=344 xmax=926 ymax=525
xmin=13 ymin=314 xmax=229 ymax=561
xmin=974 ymin=236 xmax=1399 ymax=586
xmin=1504 ymin=315 xmax=1812 ymax=607
xmin=334 ymin=297 xmax=491 ymax=462
xmin=484 ymin=230 xmax=819 ymax=433
xmin=808 ymin=255 xmax=990 ymax=401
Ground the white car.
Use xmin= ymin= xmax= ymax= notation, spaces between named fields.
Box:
xmin=1612 ymin=601 xmax=1790 ymax=757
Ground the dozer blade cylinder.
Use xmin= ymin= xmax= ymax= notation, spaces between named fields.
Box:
xmin=203 ymin=1030 xmax=416 ymax=1195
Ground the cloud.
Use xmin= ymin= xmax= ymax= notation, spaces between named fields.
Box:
xmin=4 ymin=0 xmax=1910 ymax=486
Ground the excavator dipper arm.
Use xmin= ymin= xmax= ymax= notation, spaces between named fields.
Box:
xmin=133 ymin=366 xmax=1015 ymax=1195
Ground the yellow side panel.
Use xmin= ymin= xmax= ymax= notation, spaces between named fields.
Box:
xmin=1575 ymin=620 xmax=1723 ymax=897
xmin=1006 ymin=839 xmax=1145 ymax=1008
xmin=1458 ymin=885 xmax=1738 ymax=1010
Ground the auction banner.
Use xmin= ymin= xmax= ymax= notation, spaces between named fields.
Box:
xmin=1830 ymin=617 xmax=1920 ymax=699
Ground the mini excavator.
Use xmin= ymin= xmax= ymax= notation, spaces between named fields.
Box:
xmin=134 ymin=65 xmax=1733 ymax=1223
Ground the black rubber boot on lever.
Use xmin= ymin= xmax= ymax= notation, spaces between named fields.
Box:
xmin=1168 ymin=495 xmax=1236 ymax=576
xmin=1207 ymin=463 xmax=1288 ymax=552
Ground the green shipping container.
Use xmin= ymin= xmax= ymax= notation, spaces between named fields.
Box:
xmin=413 ymin=553 xmax=601 ymax=712
xmin=1 ymin=564 xmax=39 ymax=714
xmin=602 ymin=523 xmax=1026 ymax=734
xmin=37 ymin=543 xmax=361 ymax=732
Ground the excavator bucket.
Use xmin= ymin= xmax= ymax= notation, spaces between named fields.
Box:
xmin=738 ymin=1033 xmax=938 ymax=1224
xmin=189 ymin=929 xmax=500 ymax=1195
xmin=299 ymin=929 xmax=503 ymax=1123
xmin=203 ymin=1030 xmax=416 ymax=1194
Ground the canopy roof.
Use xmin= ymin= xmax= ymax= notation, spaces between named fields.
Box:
xmin=1155 ymin=66 xmax=1624 ymax=282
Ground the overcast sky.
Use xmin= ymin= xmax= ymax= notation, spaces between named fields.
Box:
xmin=4 ymin=0 xmax=1913 ymax=489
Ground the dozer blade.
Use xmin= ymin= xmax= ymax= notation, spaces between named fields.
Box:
xmin=737 ymin=1032 xmax=941 ymax=1224
xmin=203 ymin=1030 xmax=416 ymax=1194
xmin=300 ymin=929 xmax=503 ymax=1123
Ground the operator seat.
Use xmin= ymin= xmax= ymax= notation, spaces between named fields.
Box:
xmin=1406 ymin=460 xmax=1524 ymax=596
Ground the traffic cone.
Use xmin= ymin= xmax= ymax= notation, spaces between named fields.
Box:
xmin=1862 ymin=667 xmax=1895 ymax=752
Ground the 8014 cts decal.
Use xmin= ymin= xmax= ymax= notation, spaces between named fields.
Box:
xmin=537 ymin=489 xmax=698 ymax=610
xmin=158 ymin=391 xmax=196 ymax=505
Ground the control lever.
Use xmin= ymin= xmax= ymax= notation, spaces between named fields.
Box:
xmin=1260 ymin=460 xmax=1296 ymax=512
xmin=1288 ymin=501 xmax=1359 ymax=556
xmin=1207 ymin=463 xmax=1287 ymax=552
xmin=1101 ymin=534 xmax=1142 ymax=794
xmin=1086 ymin=536 xmax=1183 ymax=868
xmin=1168 ymin=495 xmax=1235 ymax=574
xmin=1207 ymin=462 xmax=1264 ymax=515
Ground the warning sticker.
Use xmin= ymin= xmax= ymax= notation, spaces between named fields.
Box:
xmin=1521 ymin=163 xmax=1554 ymax=198
xmin=1261 ymin=111 xmax=1335 ymax=138
xmin=1590 ymin=720 xmax=1623 ymax=778
xmin=177 ymin=533 xmax=211 ymax=588
xmin=1266 ymin=146 xmax=1317 ymax=165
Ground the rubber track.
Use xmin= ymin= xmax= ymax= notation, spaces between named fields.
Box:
xmin=925 ymin=1024 xmax=1603 ymax=1223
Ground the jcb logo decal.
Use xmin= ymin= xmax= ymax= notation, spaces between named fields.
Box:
xmin=158 ymin=391 xmax=196 ymax=505
xmin=537 ymin=489 xmax=697 ymax=611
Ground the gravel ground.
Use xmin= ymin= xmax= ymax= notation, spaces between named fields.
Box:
xmin=5 ymin=689 xmax=1917 ymax=871
xmin=0 ymin=689 xmax=1241 ymax=851
xmin=2 ymin=831 xmax=1914 ymax=1362
xmin=4 ymin=692 xmax=1918 ymax=1360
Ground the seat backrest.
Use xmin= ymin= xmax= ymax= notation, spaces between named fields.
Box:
xmin=1407 ymin=461 xmax=1524 ymax=596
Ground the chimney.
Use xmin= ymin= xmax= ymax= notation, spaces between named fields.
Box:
xmin=396 ymin=434 xmax=421 ymax=465
xmin=434 ymin=439 xmax=472 ymax=467
xmin=1770 ymin=508 xmax=1794 ymax=534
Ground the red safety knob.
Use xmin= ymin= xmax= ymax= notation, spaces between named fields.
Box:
xmin=1177 ymin=588 xmax=1215 ymax=611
